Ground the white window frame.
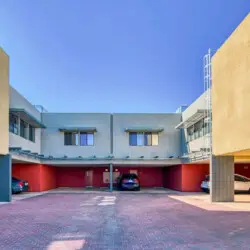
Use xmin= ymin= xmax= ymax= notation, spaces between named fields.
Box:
xmin=129 ymin=132 xmax=159 ymax=146
xmin=64 ymin=131 xmax=95 ymax=146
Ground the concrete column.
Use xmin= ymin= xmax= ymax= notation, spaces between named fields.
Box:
xmin=109 ymin=163 xmax=113 ymax=192
xmin=210 ymin=155 xmax=234 ymax=202
xmin=0 ymin=154 xmax=12 ymax=202
xmin=0 ymin=49 xmax=9 ymax=155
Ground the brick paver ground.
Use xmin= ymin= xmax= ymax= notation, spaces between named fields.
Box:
xmin=1 ymin=193 xmax=250 ymax=249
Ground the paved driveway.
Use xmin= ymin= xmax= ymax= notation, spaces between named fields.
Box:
xmin=1 ymin=193 xmax=250 ymax=249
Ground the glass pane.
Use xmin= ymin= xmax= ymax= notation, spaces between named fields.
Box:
xmin=80 ymin=133 xmax=87 ymax=146
xmin=129 ymin=133 xmax=137 ymax=146
xmin=64 ymin=133 xmax=71 ymax=145
xmin=20 ymin=121 xmax=24 ymax=137
xmin=87 ymin=133 xmax=94 ymax=146
xmin=195 ymin=131 xmax=199 ymax=139
xmin=239 ymin=176 xmax=245 ymax=182
xmin=72 ymin=132 xmax=79 ymax=145
xmin=144 ymin=133 xmax=152 ymax=146
xmin=235 ymin=175 xmax=243 ymax=182
xmin=203 ymin=123 xmax=208 ymax=135
xmin=9 ymin=114 xmax=19 ymax=134
xmin=29 ymin=125 xmax=35 ymax=142
xmin=29 ymin=127 xmax=32 ymax=140
xmin=152 ymin=133 xmax=159 ymax=145
xmin=137 ymin=133 xmax=144 ymax=146
xmin=20 ymin=119 xmax=28 ymax=138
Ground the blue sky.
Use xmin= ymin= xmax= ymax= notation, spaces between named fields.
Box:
xmin=0 ymin=1 xmax=249 ymax=113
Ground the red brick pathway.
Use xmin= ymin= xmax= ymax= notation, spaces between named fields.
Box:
xmin=0 ymin=193 xmax=250 ymax=249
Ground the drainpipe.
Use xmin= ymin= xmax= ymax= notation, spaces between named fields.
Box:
xmin=109 ymin=163 xmax=113 ymax=192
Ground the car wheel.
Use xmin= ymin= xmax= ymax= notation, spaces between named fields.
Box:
xmin=202 ymin=188 xmax=209 ymax=194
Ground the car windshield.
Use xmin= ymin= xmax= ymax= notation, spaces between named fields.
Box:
xmin=205 ymin=175 xmax=250 ymax=182
xmin=122 ymin=174 xmax=138 ymax=179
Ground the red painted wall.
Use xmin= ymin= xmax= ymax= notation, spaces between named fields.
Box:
xmin=12 ymin=164 xmax=41 ymax=192
xmin=164 ymin=165 xmax=182 ymax=191
xmin=56 ymin=167 xmax=85 ymax=187
xmin=180 ymin=163 xmax=250 ymax=192
xmin=139 ymin=168 xmax=163 ymax=187
xmin=12 ymin=164 xmax=56 ymax=192
xmin=235 ymin=164 xmax=250 ymax=178
xmin=92 ymin=167 xmax=109 ymax=187
xmin=55 ymin=167 xmax=110 ymax=188
xmin=181 ymin=164 xmax=209 ymax=192
xmin=12 ymin=163 xmax=250 ymax=192
xmin=40 ymin=165 xmax=56 ymax=191
xmin=114 ymin=167 xmax=163 ymax=187
xmin=55 ymin=167 xmax=163 ymax=188
xmin=163 ymin=164 xmax=209 ymax=192
xmin=164 ymin=163 xmax=250 ymax=192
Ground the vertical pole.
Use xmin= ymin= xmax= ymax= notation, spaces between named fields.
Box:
xmin=110 ymin=114 xmax=113 ymax=155
xmin=109 ymin=163 xmax=113 ymax=192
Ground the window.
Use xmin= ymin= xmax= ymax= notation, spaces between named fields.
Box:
xmin=9 ymin=113 xmax=19 ymax=135
xmin=137 ymin=133 xmax=144 ymax=146
xmin=129 ymin=132 xmax=159 ymax=146
xmin=20 ymin=119 xmax=28 ymax=139
xmin=198 ymin=120 xmax=204 ymax=137
xmin=80 ymin=132 xmax=94 ymax=146
xmin=186 ymin=118 xmax=210 ymax=143
xmin=144 ymin=132 xmax=152 ymax=146
xmin=203 ymin=122 xmax=209 ymax=135
xmin=9 ymin=113 xmax=36 ymax=142
xmin=29 ymin=125 xmax=35 ymax=142
xmin=129 ymin=133 xmax=137 ymax=146
xmin=235 ymin=175 xmax=245 ymax=182
xmin=152 ymin=133 xmax=159 ymax=145
xmin=64 ymin=132 xmax=94 ymax=146
xmin=194 ymin=120 xmax=203 ymax=138
xmin=64 ymin=132 xmax=79 ymax=146
xmin=187 ymin=125 xmax=194 ymax=142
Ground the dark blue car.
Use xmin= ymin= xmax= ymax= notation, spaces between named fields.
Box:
xmin=12 ymin=177 xmax=29 ymax=194
xmin=12 ymin=177 xmax=23 ymax=194
xmin=117 ymin=173 xmax=140 ymax=191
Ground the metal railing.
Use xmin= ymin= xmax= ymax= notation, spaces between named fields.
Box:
xmin=203 ymin=49 xmax=212 ymax=156
xmin=34 ymin=105 xmax=48 ymax=113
